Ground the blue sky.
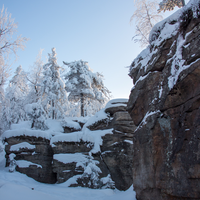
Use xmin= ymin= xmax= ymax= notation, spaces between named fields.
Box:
xmin=1 ymin=0 xmax=188 ymax=99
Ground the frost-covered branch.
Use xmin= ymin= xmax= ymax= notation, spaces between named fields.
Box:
xmin=130 ymin=0 xmax=163 ymax=47
xmin=0 ymin=6 xmax=28 ymax=61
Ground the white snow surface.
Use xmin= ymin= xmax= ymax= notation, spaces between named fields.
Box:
xmin=135 ymin=110 xmax=161 ymax=132
xmin=16 ymin=160 xmax=42 ymax=168
xmin=84 ymin=98 xmax=128 ymax=128
xmin=51 ymin=128 xmax=113 ymax=154
xmin=53 ymin=153 xmax=88 ymax=168
xmin=62 ymin=117 xmax=81 ymax=129
xmin=124 ymin=140 xmax=133 ymax=145
xmin=46 ymin=119 xmax=64 ymax=132
xmin=2 ymin=128 xmax=52 ymax=140
xmin=0 ymin=167 xmax=136 ymax=200
xmin=10 ymin=142 xmax=35 ymax=151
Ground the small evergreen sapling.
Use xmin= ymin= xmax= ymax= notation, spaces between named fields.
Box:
xmin=9 ymin=153 xmax=16 ymax=172
xmin=25 ymin=102 xmax=48 ymax=130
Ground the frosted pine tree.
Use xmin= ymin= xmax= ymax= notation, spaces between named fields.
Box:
xmin=9 ymin=153 xmax=16 ymax=172
xmin=26 ymin=50 xmax=44 ymax=104
xmin=25 ymin=102 xmax=48 ymax=130
xmin=130 ymin=0 xmax=163 ymax=47
xmin=3 ymin=65 xmax=29 ymax=128
xmin=158 ymin=0 xmax=185 ymax=12
xmin=63 ymin=60 xmax=111 ymax=117
xmin=41 ymin=48 xmax=67 ymax=119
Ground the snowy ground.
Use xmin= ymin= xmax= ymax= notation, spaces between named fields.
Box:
xmin=0 ymin=149 xmax=136 ymax=200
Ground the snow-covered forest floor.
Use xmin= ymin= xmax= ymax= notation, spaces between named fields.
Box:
xmin=0 ymin=140 xmax=136 ymax=200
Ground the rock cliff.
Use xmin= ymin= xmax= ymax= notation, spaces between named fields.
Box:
xmin=127 ymin=2 xmax=200 ymax=200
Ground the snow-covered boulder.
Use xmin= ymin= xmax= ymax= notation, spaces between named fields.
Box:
xmin=2 ymin=128 xmax=56 ymax=183
xmin=84 ymin=99 xmax=136 ymax=190
xmin=50 ymin=99 xmax=135 ymax=190
xmin=128 ymin=1 xmax=200 ymax=199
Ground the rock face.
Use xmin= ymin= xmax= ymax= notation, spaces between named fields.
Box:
xmin=3 ymin=99 xmax=135 ymax=191
xmin=128 ymin=5 xmax=200 ymax=200
xmin=4 ymin=134 xmax=56 ymax=183
xmin=51 ymin=99 xmax=135 ymax=191
xmin=100 ymin=102 xmax=136 ymax=190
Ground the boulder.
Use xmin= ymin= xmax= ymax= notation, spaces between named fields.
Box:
xmin=128 ymin=5 xmax=200 ymax=200
xmin=4 ymin=134 xmax=56 ymax=183
xmin=87 ymin=99 xmax=136 ymax=190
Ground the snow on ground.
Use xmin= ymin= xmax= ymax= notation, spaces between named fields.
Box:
xmin=0 ymin=167 xmax=136 ymax=200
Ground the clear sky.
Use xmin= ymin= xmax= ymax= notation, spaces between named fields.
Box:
xmin=1 ymin=0 xmax=189 ymax=99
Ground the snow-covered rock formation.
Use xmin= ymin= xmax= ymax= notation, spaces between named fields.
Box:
xmin=127 ymin=1 xmax=200 ymax=199
xmin=2 ymin=99 xmax=135 ymax=191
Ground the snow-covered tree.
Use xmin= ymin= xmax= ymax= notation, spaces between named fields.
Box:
xmin=9 ymin=153 xmax=16 ymax=172
xmin=3 ymin=65 xmax=29 ymax=127
xmin=63 ymin=60 xmax=111 ymax=117
xmin=158 ymin=0 xmax=185 ymax=12
xmin=0 ymin=6 xmax=28 ymax=63
xmin=26 ymin=50 xmax=44 ymax=104
xmin=130 ymin=0 xmax=163 ymax=47
xmin=79 ymin=156 xmax=102 ymax=188
xmin=25 ymin=102 xmax=48 ymax=130
xmin=41 ymin=48 xmax=67 ymax=119
xmin=0 ymin=6 xmax=28 ymax=98
xmin=0 ymin=6 xmax=28 ymax=134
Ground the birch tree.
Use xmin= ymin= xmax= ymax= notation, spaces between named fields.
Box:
xmin=130 ymin=0 xmax=163 ymax=47
xmin=0 ymin=6 xmax=28 ymax=94
xmin=0 ymin=6 xmax=28 ymax=135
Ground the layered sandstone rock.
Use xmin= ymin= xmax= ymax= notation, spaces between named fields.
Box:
xmin=51 ymin=99 xmax=135 ymax=190
xmin=4 ymin=130 xmax=56 ymax=183
xmin=127 ymin=3 xmax=200 ymax=200
xmin=3 ymin=99 xmax=135 ymax=191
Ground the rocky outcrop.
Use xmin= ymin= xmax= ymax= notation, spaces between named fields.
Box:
xmin=3 ymin=99 xmax=135 ymax=191
xmin=100 ymin=101 xmax=136 ymax=190
xmin=4 ymin=131 xmax=56 ymax=183
xmin=51 ymin=99 xmax=135 ymax=190
xmin=128 ymin=3 xmax=200 ymax=200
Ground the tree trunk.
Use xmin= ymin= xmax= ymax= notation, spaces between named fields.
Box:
xmin=52 ymin=100 xmax=55 ymax=119
xmin=81 ymin=93 xmax=84 ymax=117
